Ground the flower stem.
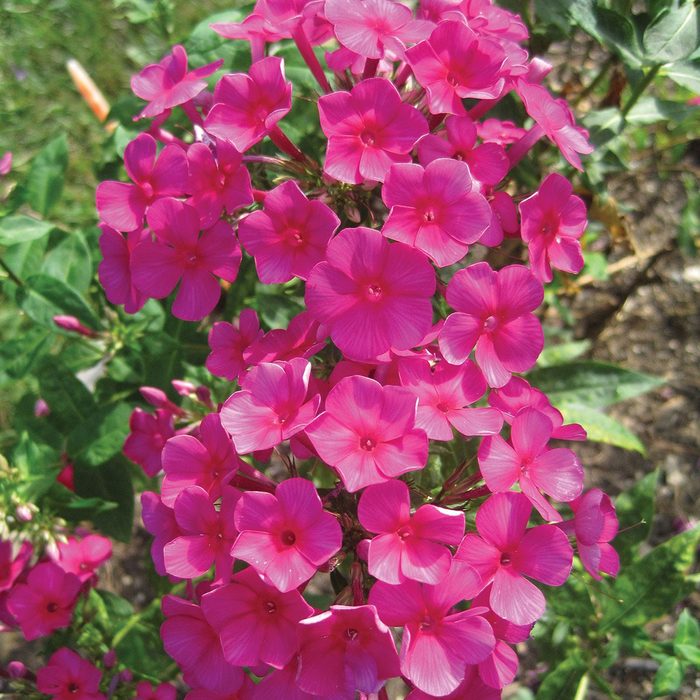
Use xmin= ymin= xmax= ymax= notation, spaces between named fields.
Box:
xmin=0 ymin=257 xmax=23 ymax=287
xmin=292 ymin=24 xmax=332 ymax=93
xmin=269 ymin=124 xmax=307 ymax=163
xmin=362 ymin=58 xmax=379 ymax=80
xmin=620 ymin=64 xmax=661 ymax=119
xmin=507 ymin=123 xmax=544 ymax=169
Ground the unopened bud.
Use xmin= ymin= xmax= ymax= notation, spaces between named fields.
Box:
xmin=15 ymin=504 xmax=33 ymax=522
xmin=7 ymin=661 xmax=26 ymax=679
xmin=103 ymin=649 xmax=117 ymax=668
xmin=52 ymin=315 xmax=97 ymax=338
xmin=34 ymin=398 xmax=50 ymax=417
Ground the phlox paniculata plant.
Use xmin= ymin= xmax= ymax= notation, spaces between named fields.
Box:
xmin=7 ymin=0 xmax=622 ymax=698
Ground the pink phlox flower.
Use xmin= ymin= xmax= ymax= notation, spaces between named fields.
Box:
xmin=161 ymin=595 xmax=246 ymax=692
xmin=98 ymin=225 xmax=149 ymax=314
xmin=244 ymin=311 xmax=326 ymax=365
xmin=135 ymin=681 xmax=178 ymax=700
xmin=36 ymin=648 xmax=104 ymax=700
xmin=564 ymin=488 xmax=620 ymax=580
xmin=211 ymin=6 xmax=286 ymax=52
xmin=478 ymin=407 xmax=584 ymax=522
xmin=417 ymin=115 xmax=509 ymax=187
xmin=238 ymin=180 xmax=339 ymax=284
xmin=325 ymin=45 xmax=394 ymax=75
xmin=204 ymin=57 xmax=292 ymax=152
xmin=470 ymin=585 xmax=532 ymax=689
xmin=306 ymin=226 xmax=435 ymax=361
xmin=382 ymin=158 xmax=491 ymax=267
xmin=55 ymin=534 xmax=112 ymax=583
xmin=250 ymin=658 xmax=317 ymax=699
xmin=479 ymin=189 xmax=518 ymax=247
xmin=140 ymin=386 xmax=184 ymax=415
xmin=232 ymin=477 xmax=342 ymax=592
xmin=462 ymin=0 xmax=528 ymax=42
xmin=405 ymin=20 xmax=506 ymax=115
xmin=185 ymin=677 xmax=255 ymax=700
xmin=398 ymin=357 xmax=503 ymax=440
xmin=141 ymin=491 xmax=181 ymax=577
xmin=0 ymin=540 xmax=32 ymax=593
xmin=220 ymin=358 xmax=320 ymax=453
xmin=163 ymin=485 xmax=240 ymax=581
xmin=324 ymin=0 xmax=434 ymax=60
xmin=520 ymin=172 xmax=587 ymax=282
xmin=262 ymin=0 xmax=333 ymax=43
xmin=131 ymin=44 xmax=223 ymax=119
xmin=369 ymin=563 xmax=494 ymax=696
xmin=206 ymin=309 xmax=262 ymax=381
xmin=405 ymin=665 xmax=501 ymax=699
xmin=201 ymin=566 xmax=314 ymax=668
xmin=6 ymin=562 xmax=81 ymax=640
xmin=477 ymin=118 xmax=526 ymax=145
xmin=516 ymin=80 xmax=594 ymax=170
xmin=123 ymin=407 xmax=175 ymax=477
xmin=417 ymin=0 xmax=466 ymax=24
xmin=358 ymin=478 xmax=465 ymax=584
xmin=305 ymin=375 xmax=428 ymax=492
xmin=455 ymin=491 xmax=573 ymax=625
xmin=131 ymin=198 xmax=241 ymax=322
xmin=187 ymin=140 xmax=253 ymax=229
xmin=488 ymin=376 xmax=587 ymax=441
xmin=318 ymin=78 xmax=428 ymax=184
xmin=161 ymin=413 xmax=243 ymax=506
xmin=297 ymin=604 xmax=401 ymax=699
xmin=439 ymin=262 xmax=544 ymax=387
xmin=96 ymin=133 xmax=188 ymax=232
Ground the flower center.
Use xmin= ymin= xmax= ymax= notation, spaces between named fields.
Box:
xmin=454 ymin=151 xmax=465 ymax=161
xmin=281 ymin=530 xmax=296 ymax=546
xmin=345 ymin=627 xmax=359 ymax=641
xmin=68 ymin=683 xmax=80 ymax=693
xmin=423 ymin=209 xmax=436 ymax=223
xmin=419 ymin=616 xmax=435 ymax=631
xmin=397 ymin=525 xmax=412 ymax=540
xmin=141 ymin=182 xmax=154 ymax=199
xmin=360 ymin=130 xmax=376 ymax=146
xmin=483 ymin=315 xmax=498 ymax=332
xmin=436 ymin=401 xmax=450 ymax=413
xmin=500 ymin=552 xmax=512 ymax=566
xmin=366 ymin=283 xmax=383 ymax=300
xmin=264 ymin=601 xmax=277 ymax=614
xmin=287 ymin=228 xmax=304 ymax=246
xmin=47 ymin=602 xmax=59 ymax=613
xmin=359 ymin=437 xmax=376 ymax=452
xmin=446 ymin=71 xmax=460 ymax=87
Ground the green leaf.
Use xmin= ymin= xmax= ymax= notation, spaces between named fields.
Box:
xmin=67 ymin=403 xmax=132 ymax=467
xmin=18 ymin=273 xmax=99 ymax=329
xmin=24 ymin=135 xmax=69 ymax=217
xmin=675 ymin=644 xmax=700 ymax=665
xmin=536 ymin=658 xmax=587 ymax=700
xmin=0 ymin=215 xmax=54 ymax=247
xmin=528 ymin=360 xmax=663 ymax=409
xmin=0 ymin=327 xmax=52 ymax=379
xmin=675 ymin=608 xmax=700 ymax=647
xmin=12 ymin=432 xmax=61 ymax=501
xmin=626 ymin=96 xmax=698 ymax=124
xmin=664 ymin=59 xmax=700 ymax=91
xmin=538 ymin=340 xmax=592 ymax=367
xmin=614 ymin=470 xmax=658 ymax=563
xmin=581 ymin=250 xmax=609 ymax=280
xmin=602 ymin=526 xmax=700 ymax=630
xmin=185 ymin=9 xmax=251 ymax=70
xmin=558 ymin=403 xmax=645 ymax=452
xmin=42 ymin=231 xmax=94 ymax=294
xmin=651 ymin=656 xmax=684 ymax=697
xmin=644 ymin=2 xmax=700 ymax=64
xmin=593 ymin=6 xmax=644 ymax=67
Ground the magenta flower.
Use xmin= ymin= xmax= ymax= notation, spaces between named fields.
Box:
xmin=0 ymin=540 xmax=32 ymax=593
xmin=95 ymin=133 xmax=188 ymax=232
xmin=516 ymin=80 xmax=593 ymax=170
xmin=406 ymin=20 xmax=505 ymax=115
xmin=520 ymin=173 xmax=587 ymax=282
xmin=206 ymin=309 xmax=262 ymax=382
xmin=135 ymin=681 xmax=177 ymax=700
xmin=251 ymin=658 xmax=316 ymax=700
xmin=324 ymin=0 xmax=434 ymax=60
xmin=398 ymin=357 xmax=503 ymax=440
xmin=488 ymin=376 xmax=586 ymax=441
xmin=417 ymin=115 xmax=509 ymax=186
xmin=98 ymin=225 xmax=149 ymax=314
xmin=455 ymin=492 xmax=573 ymax=625
xmin=564 ymin=488 xmax=620 ymax=580
xmin=406 ymin=665 xmax=501 ymax=700
xmin=141 ymin=491 xmax=181 ymax=577
xmin=382 ymin=158 xmax=491 ymax=266
xmin=163 ymin=485 xmax=240 ymax=581
xmin=162 ymin=413 xmax=242 ymax=506
xmin=131 ymin=198 xmax=241 ymax=322
xmin=56 ymin=534 xmax=112 ymax=582
xmin=297 ymin=605 xmax=401 ymax=698
xmin=36 ymin=648 xmax=104 ymax=700
xmin=232 ymin=477 xmax=342 ymax=592
xmin=439 ymin=262 xmax=544 ymax=387
xmin=238 ymin=180 xmax=339 ymax=283
xmin=305 ymin=375 xmax=428 ymax=492
xmin=478 ymin=407 xmax=583 ymax=522
xmin=318 ymin=78 xmax=428 ymax=183
xmin=204 ymin=57 xmax=292 ymax=152
xmin=306 ymin=226 xmax=435 ymax=360
xmin=0 ymin=151 xmax=12 ymax=176
xmin=123 ymin=407 xmax=175 ymax=477
xmin=369 ymin=563 xmax=495 ymax=697
xmin=220 ymin=358 xmax=320 ymax=454
xmin=7 ymin=562 xmax=80 ymax=640
xmin=201 ymin=567 xmax=313 ymax=668
xmin=187 ymin=140 xmax=253 ymax=228
xmin=161 ymin=595 xmax=245 ymax=693
xmin=359 ymin=479 xmax=464 ymax=584
xmin=131 ymin=44 xmax=223 ymax=119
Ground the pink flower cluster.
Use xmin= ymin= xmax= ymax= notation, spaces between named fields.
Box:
xmin=94 ymin=1 xmax=618 ymax=697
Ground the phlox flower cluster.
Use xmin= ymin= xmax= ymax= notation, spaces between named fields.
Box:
xmin=86 ymin=0 xmax=618 ymax=697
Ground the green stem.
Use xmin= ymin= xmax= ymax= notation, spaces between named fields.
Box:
xmin=0 ymin=257 xmax=23 ymax=287
xmin=111 ymin=597 xmax=161 ymax=648
xmin=574 ymin=672 xmax=590 ymax=700
xmin=620 ymin=64 xmax=661 ymax=119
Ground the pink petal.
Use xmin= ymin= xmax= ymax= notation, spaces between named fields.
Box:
xmin=439 ymin=312 xmax=483 ymax=365
xmin=514 ymin=524 xmax=573 ymax=585
xmin=411 ymin=505 xmax=464 ymax=545
xmin=172 ymin=267 xmax=221 ymax=321
xmin=163 ymin=535 xmax=214 ymax=578
xmin=368 ymin=533 xmax=404 ymax=584
xmin=490 ymin=567 xmax=545 ymax=625
xmin=448 ymin=407 xmax=504 ymax=437
xmin=530 ymin=448 xmax=583 ymax=503
xmin=358 ymin=479 xmax=410 ymax=534
xmin=96 ymin=181 xmax=147 ymax=232
xmin=124 ymin=133 xmax=157 ymax=184
xmin=510 ymin=408 xmax=553 ymax=459
xmin=476 ymin=492 xmax=531 ymax=552
xmin=401 ymin=537 xmax=452 ymax=584
xmin=479 ymin=639 xmax=519 ymax=689
xmin=478 ymin=436 xmax=520 ymax=493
